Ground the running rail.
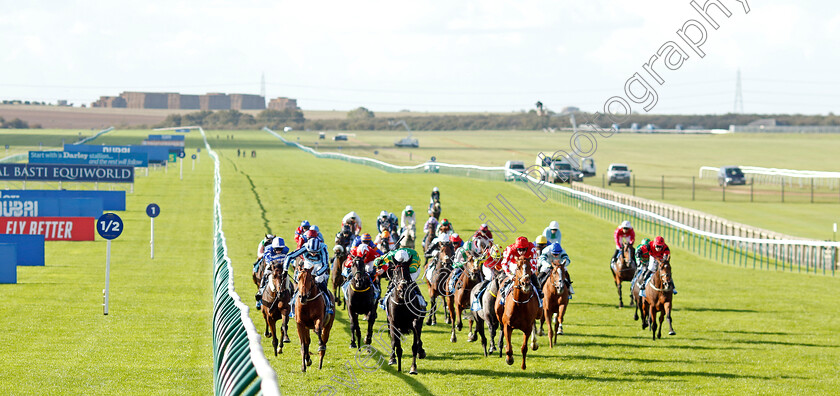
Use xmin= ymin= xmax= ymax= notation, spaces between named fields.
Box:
xmin=700 ymin=165 xmax=840 ymax=188
xmin=265 ymin=127 xmax=838 ymax=275
xmin=73 ymin=126 xmax=114 ymax=145
xmin=201 ymin=127 xmax=281 ymax=396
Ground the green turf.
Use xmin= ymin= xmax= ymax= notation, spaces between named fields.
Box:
xmin=280 ymin=129 xmax=840 ymax=239
xmin=217 ymin=129 xmax=840 ymax=394
xmin=0 ymin=129 xmax=214 ymax=394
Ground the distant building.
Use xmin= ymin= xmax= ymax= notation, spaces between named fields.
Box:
xmin=200 ymin=93 xmax=231 ymax=110
xmin=167 ymin=93 xmax=200 ymax=110
xmin=268 ymin=97 xmax=298 ymax=111
xmin=91 ymin=96 xmax=127 ymax=108
xmin=120 ymin=92 xmax=169 ymax=109
xmin=230 ymin=94 xmax=266 ymax=110
xmin=56 ymin=100 xmax=68 ymax=106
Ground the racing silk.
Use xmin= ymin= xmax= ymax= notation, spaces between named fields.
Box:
xmin=647 ymin=242 xmax=671 ymax=271
xmin=351 ymin=238 xmax=376 ymax=250
xmin=387 ymin=213 xmax=399 ymax=232
xmin=400 ymin=210 xmax=416 ymax=230
xmin=452 ymin=246 xmax=470 ymax=269
xmin=283 ymin=245 xmax=329 ymax=278
xmin=538 ymin=245 xmax=570 ymax=272
xmin=430 ymin=191 xmax=440 ymax=204
xmin=263 ymin=249 xmax=288 ymax=273
xmin=342 ymin=212 xmax=362 ymax=233
xmin=429 ymin=231 xmax=453 ymax=248
xmin=257 ymin=237 xmax=270 ymax=258
xmin=344 ymin=245 xmax=381 ymax=268
xmin=635 ymin=243 xmax=651 ymax=263
xmin=423 ymin=217 xmax=439 ymax=234
xmin=294 ymin=226 xmax=310 ymax=248
xmin=335 ymin=230 xmax=355 ymax=249
xmin=374 ymin=232 xmax=397 ymax=251
xmin=436 ymin=223 xmax=453 ymax=237
xmin=376 ymin=217 xmax=390 ymax=233
xmin=501 ymin=244 xmax=538 ymax=276
xmin=472 ymin=229 xmax=493 ymax=243
xmin=376 ymin=248 xmax=422 ymax=275
xmin=483 ymin=256 xmax=502 ymax=271
xmin=542 ymin=227 xmax=562 ymax=245
xmin=614 ymin=227 xmax=636 ymax=248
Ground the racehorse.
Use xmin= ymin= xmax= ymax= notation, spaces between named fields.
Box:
xmin=471 ymin=271 xmax=502 ymax=357
xmin=425 ymin=241 xmax=454 ymax=326
xmin=331 ymin=246 xmax=348 ymax=309
xmin=400 ymin=227 xmax=416 ymax=250
xmin=252 ymin=258 xmax=266 ymax=288
xmin=261 ymin=264 xmax=292 ymax=356
xmin=539 ymin=259 xmax=570 ymax=348
xmin=445 ymin=254 xmax=482 ymax=342
xmin=294 ymin=262 xmax=335 ymax=372
xmin=346 ymin=255 xmax=378 ymax=349
xmin=643 ymin=257 xmax=675 ymax=340
xmin=610 ymin=241 xmax=636 ymax=307
xmin=495 ymin=256 xmax=541 ymax=370
xmin=386 ymin=260 xmax=426 ymax=374
xmin=431 ymin=201 xmax=441 ymax=220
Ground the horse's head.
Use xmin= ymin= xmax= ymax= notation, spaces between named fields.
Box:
xmin=271 ymin=264 xmax=287 ymax=293
xmin=623 ymin=242 xmax=633 ymax=260
xmin=392 ymin=262 xmax=411 ymax=300
xmin=439 ymin=241 xmax=454 ymax=266
xmin=658 ymin=256 xmax=672 ymax=285
xmin=515 ymin=255 xmax=532 ymax=294
xmin=351 ymin=255 xmax=368 ymax=288
xmin=296 ymin=262 xmax=315 ymax=298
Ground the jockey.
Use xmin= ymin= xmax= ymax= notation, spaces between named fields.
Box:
xmin=351 ymin=232 xmax=376 ymax=249
xmin=538 ymin=242 xmax=574 ymax=298
xmin=334 ymin=224 xmax=355 ymax=250
xmin=294 ymin=220 xmax=311 ymax=249
xmin=436 ymin=218 xmax=453 ymax=237
xmin=387 ymin=212 xmax=399 ymax=233
xmin=311 ymin=225 xmax=325 ymax=242
xmin=425 ymin=230 xmax=458 ymax=258
xmin=341 ymin=243 xmax=382 ymax=302
xmin=256 ymin=234 xmax=275 ymax=260
xmin=534 ymin=235 xmax=549 ymax=254
xmin=630 ymin=238 xmax=652 ymax=287
xmin=303 ymin=229 xmax=324 ymax=244
xmin=498 ymin=237 xmax=542 ymax=306
xmin=342 ymin=211 xmax=362 ymax=234
xmin=611 ymin=220 xmax=636 ymax=264
xmin=639 ymin=236 xmax=677 ymax=297
xmin=374 ymin=230 xmax=397 ymax=252
xmin=428 ymin=187 xmax=440 ymax=211
xmin=422 ymin=214 xmax=439 ymax=250
xmin=255 ymin=237 xmax=289 ymax=309
xmin=377 ymin=248 xmax=427 ymax=310
xmin=543 ymin=221 xmax=562 ymax=245
xmin=450 ymin=233 xmax=464 ymax=250
xmin=400 ymin=205 xmax=416 ymax=234
xmin=448 ymin=237 xmax=488 ymax=293
xmin=471 ymin=244 xmax=504 ymax=312
xmin=472 ymin=224 xmax=493 ymax=244
xmin=284 ymin=238 xmax=333 ymax=316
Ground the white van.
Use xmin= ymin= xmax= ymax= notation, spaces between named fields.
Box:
xmin=504 ymin=160 xmax=527 ymax=181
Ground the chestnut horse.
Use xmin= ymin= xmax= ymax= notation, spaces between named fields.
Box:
xmin=294 ymin=263 xmax=335 ymax=372
xmin=425 ymin=241 xmax=454 ymax=326
xmin=610 ymin=241 xmax=636 ymax=307
xmin=445 ymin=254 xmax=482 ymax=343
xmin=261 ymin=264 xmax=292 ymax=356
xmin=643 ymin=257 xmax=675 ymax=340
xmin=495 ymin=256 xmax=541 ymax=370
xmin=539 ymin=259 xmax=570 ymax=348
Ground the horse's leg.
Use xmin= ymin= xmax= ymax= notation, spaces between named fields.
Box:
xmin=391 ymin=328 xmax=403 ymax=372
xmin=657 ymin=306 xmax=665 ymax=339
xmin=456 ymin=301 xmax=464 ymax=332
xmin=539 ymin=308 xmax=546 ymax=337
xmin=263 ymin=310 xmax=271 ymax=338
xmin=425 ymin=287 xmax=434 ymax=325
xmin=558 ymin=298 xmax=568 ymax=336
xmin=633 ymin=290 xmax=640 ymax=321
xmin=282 ymin=313 xmax=291 ymax=343
xmin=409 ymin=325 xmax=420 ymax=375
xmin=349 ymin=312 xmax=359 ymax=349
xmin=665 ymin=301 xmax=676 ymax=335
xmin=504 ymin=324 xmax=514 ymax=366
xmin=617 ymin=279 xmax=624 ymax=308
xmin=447 ymin=296 xmax=457 ymax=343
xmin=649 ymin=304 xmax=657 ymax=341
xmin=546 ymin=309 xmax=554 ymax=349
xmin=521 ymin=330 xmax=530 ymax=370
xmin=365 ymin=309 xmax=376 ymax=345
xmin=467 ymin=316 xmax=477 ymax=342
xmin=530 ymin=322 xmax=539 ymax=351
xmin=269 ymin=314 xmax=279 ymax=356
xmin=298 ymin=324 xmax=309 ymax=372
xmin=476 ymin=318 xmax=488 ymax=357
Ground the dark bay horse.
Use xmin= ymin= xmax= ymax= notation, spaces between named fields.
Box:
xmin=471 ymin=270 xmax=502 ymax=357
xmin=346 ymin=255 xmax=377 ymax=349
xmin=611 ymin=241 xmax=636 ymax=307
xmin=643 ymin=257 xmax=675 ymax=340
xmin=386 ymin=261 xmax=426 ymax=375
xmin=445 ymin=255 xmax=482 ymax=343
xmin=495 ymin=256 xmax=541 ymax=370
xmin=294 ymin=263 xmax=335 ymax=372
xmin=540 ymin=260 xmax=570 ymax=348
xmin=426 ymin=241 xmax=454 ymax=326
xmin=253 ymin=258 xmax=266 ymax=288
xmin=431 ymin=201 xmax=441 ymax=220
xmin=261 ymin=265 xmax=292 ymax=356
xmin=330 ymin=246 xmax=348 ymax=309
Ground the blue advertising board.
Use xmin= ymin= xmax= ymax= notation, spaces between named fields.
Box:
xmin=63 ymin=144 xmax=182 ymax=164
xmin=0 ymin=164 xmax=134 ymax=183
xmin=0 ymin=244 xmax=16 ymax=283
xmin=147 ymin=135 xmax=185 ymax=141
xmin=0 ymin=235 xmax=44 ymax=266
xmin=0 ymin=197 xmax=103 ymax=217
xmin=175 ymin=128 xmax=191 ymax=133
xmin=2 ymin=190 xmax=125 ymax=211
xmin=29 ymin=151 xmax=149 ymax=167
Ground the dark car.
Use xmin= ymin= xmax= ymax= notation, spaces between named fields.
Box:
xmin=718 ymin=166 xmax=746 ymax=186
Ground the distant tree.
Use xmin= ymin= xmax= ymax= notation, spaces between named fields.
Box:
xmin=348 ymin=107 xmax=375 ymax=119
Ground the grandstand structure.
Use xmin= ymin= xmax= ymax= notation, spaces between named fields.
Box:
xmin=92 ymin=92 xmax=298 ymax=111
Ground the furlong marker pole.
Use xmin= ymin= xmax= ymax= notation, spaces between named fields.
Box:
xmin=104 ymin=240 xmax=111 ymax=315
xmin=150 ymin=217 xmax=155 ymax=259
xmin=180 ymin=159 xmax=183 ymax=180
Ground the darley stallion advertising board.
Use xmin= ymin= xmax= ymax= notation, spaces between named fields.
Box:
xmin=0 ymin=164 xmax=134 ymax=183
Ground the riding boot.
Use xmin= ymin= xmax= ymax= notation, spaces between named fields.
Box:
xmin=319 ymin=283 xmax=334 ymax=315
xmin=531 ymin=277 xmax=543 ymax=308
xmin=448 ymin=268 xmax=463 ymax=292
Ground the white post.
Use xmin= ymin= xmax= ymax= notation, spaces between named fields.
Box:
xmin=150 ymin=217 xmax=155 ymax=259
xmin=192 ymin=158 xmax=195 ymax=171
xmin=130 ymin=183 xmax=134 ymax=194
xmin=179 ymin=159 xmax=183 ymax=181
xmin=58 ymin=181 xmax=62 ymax=190
xmin=104 ymin=239 xmax=111 ymax=315
xmin=145 ymin=167 xmax=149 ymax=177
xmin=95 ymin=182 xmax=99 ymax=191
xmin=165 ymin=162 xmax=168 ymax=174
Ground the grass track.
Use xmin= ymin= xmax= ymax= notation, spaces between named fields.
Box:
xmin=218 ymin=130 xmax=840 ymax=395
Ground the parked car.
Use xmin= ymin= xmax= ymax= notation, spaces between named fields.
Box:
xmin=504 ymin=160 xmax=527 ymax=181
xmin=607 ymin=163 xmax=631 ymax=186
xmin=333 ymin=134 xmax=348 ymax=141
xmin=551 ymin=161 xmax=584 ymax=183
xmin=718 ymin=166 xmax=746 ymax=186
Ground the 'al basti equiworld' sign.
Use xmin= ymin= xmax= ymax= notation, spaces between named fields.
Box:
xmin=0 ymin=164 xmax=134 ymax=183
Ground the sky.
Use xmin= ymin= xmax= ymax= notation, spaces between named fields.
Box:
xmin=1 ymin=0 xmax=839 ymax=115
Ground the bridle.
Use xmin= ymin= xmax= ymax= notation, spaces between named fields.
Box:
xmin=350 ymin=257 xmax=371 ymax=293
xmin=296 ymin=267 xmax=322 ymax=304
